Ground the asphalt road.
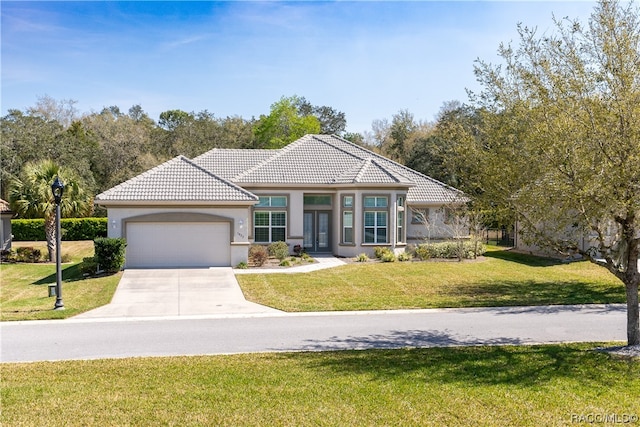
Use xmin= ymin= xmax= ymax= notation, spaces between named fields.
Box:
xmin=0 ymin=304 xmax=628 ymax=363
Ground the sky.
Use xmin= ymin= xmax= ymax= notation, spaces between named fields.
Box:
xmin=2 ymin=1 xmax=595 ymax=135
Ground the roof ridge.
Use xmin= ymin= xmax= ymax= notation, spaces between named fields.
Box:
xmin=353 ymin=158 xmax=372 ymax=182
xmin=97 ymin=155 xmax=187 ymax=198
xmin=96 ymin=155 xmax=259 ymax=201
xmin=366 ymin=158 xmax=415 ymax=184
xmin=310 ymin=134 xmax=368 ymax=162
xmin=234 ymin=135 xmax=369 ymax=183
xmin=328 ymin=134 xmax=463 ymax=195
xmin=231 ymin=137 xmax=307 ymax=181
xmin=178 ymin=156 xmax=259 ymax=201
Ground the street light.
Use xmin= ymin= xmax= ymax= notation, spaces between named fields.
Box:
xmin=51 ymin=176 xmax=65 ymax=310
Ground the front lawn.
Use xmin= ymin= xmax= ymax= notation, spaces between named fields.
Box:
xmin=1 ymin=244 xmax=626 ymax=321
xmin=1 ymin=344 xmax=638 ymax=426
xmin=237 ymin=249 xmax=625 ymax=311
xmin=0 ymin=241 xmax=121 ymax=321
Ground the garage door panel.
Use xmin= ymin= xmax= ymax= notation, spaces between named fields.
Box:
xmin=126 ymin=222 xmax=230 ymax=268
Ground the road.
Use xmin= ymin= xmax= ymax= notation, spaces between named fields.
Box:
xmin=0 ymin=304 xmax=628 ymax=363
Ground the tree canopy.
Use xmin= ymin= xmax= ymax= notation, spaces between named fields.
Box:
xmin=467 ymin=0 xmax=640 ymax=345
xmin=0 ymin=95 xmax=348 ymax=199
xmin=9 ymin=160 xmax=92 ymax=261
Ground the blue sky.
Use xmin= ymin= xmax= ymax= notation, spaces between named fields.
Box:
xmin=2 ymin=1 xmax=594 ymax=134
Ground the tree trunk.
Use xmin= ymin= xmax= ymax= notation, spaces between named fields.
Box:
xmin=44 ymin=213 xmax=56 ymax=262
xmin=626 ymin=280 xmax=640 ymax=346
xmin=623 ymin=234 xmax=639 ymax=346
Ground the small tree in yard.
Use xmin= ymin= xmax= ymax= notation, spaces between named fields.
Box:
xmin=9 ymin=160 xmax=92 ymax=262
xmin=467 ymin=0 xmax=640 ymax=345
xmin=414 ymin=204 xmax=478 ymax=261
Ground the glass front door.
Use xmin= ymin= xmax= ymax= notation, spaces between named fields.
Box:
xmin=303 ymin=211 xmax=331 ymax=253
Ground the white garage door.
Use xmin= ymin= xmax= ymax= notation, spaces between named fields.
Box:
xmin=126 ymin=222 xmax=230 ymax=268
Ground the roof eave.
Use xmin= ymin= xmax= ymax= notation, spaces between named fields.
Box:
xmin=95 ymin=199 xmax=258 ymax=207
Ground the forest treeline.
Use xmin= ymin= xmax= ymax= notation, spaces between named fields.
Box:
xmin=1 ymin=94 xmax=472 ymax=201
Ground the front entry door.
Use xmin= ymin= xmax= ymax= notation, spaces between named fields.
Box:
xmin=303 ymin=211 xmax=331 ymax=253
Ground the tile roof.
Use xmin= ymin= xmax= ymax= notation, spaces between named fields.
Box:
xmin=226 ymin=134 xmax=463 ymax=203
xmin=99 ymin=134 xmax=464 ymax=204
xmin=333 ymin=158 xmax=415 ymax=185
xmin=192 ymin=149 xmax=275 ymax=180
xmin=305 ymin=135 xmax=464 ymax=203
xmin=95 ymin=156 xmax=258 ymax=203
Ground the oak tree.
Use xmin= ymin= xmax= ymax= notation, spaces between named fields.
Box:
xmin=469 ymin=0 xmax=640 ymax=345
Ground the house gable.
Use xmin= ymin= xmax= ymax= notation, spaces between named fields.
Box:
xmin=96 ymin=155 xmax=258 ymax=204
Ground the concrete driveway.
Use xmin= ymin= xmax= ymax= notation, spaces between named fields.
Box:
xmin=75 ymin=268 xmax=282 ymax=319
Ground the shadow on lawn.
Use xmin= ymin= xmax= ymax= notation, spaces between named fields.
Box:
xmin=289 ymin=342 xmax=634 ymax=386
xmin=447 ymin=279 xmax=626 ymax=306
xmin=484 ymin=249 xmax=565 ymax=267
xmin=31 ymin=263 xmax=84 ymax=285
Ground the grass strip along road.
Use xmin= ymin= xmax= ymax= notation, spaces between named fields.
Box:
xmin=2 ymin=344 xmax=639 ymax=426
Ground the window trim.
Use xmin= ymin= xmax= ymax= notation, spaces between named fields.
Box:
xmin=252 ymin=195 xmax=289 ymax=243
xmin=362 ymin=194 xmax=389 ymax=244
xmin=340 ymin=194 xmax=355 ymax=245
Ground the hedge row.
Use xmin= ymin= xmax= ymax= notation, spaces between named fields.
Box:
xmin=11 ymin=218 xmax=108 ymax=241
xmin=414 ymin=240 xmax=486 ymax=260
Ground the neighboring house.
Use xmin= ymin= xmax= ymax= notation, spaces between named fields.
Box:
xmin=0 ymin=199 xmax=14 ymax=251
xmin=95 ymin=134 xmax=464 ymax=268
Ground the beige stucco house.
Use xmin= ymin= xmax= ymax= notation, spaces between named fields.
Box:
xmin=95 ymin=134 xmax=464 ymax=268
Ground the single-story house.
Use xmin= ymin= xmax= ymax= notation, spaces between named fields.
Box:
xmin=0 ymin=199 xmax=14 ymax=251
xmin=95 ymin=134 xmax=464 ymax=268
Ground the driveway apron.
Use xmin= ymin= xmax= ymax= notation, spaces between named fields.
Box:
xmin=75 ymin=268 xmax=282 ymax=319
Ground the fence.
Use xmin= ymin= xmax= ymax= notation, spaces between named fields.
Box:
xmin=484 ymin=228 xmax=515 ymax=247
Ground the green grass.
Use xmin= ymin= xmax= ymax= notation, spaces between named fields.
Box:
xmin=0 ymin=241 xmax=121 ymax=320
xmin=1 ymin=344 xmax=638 ymax=426
xmin=237 ymin=248 xmax=625 ymax=311
xmin=1 ymin=244 xmax=626 ymax=320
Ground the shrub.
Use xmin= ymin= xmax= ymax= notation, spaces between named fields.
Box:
xmin=11 ymin=218 xmax=108 ymax=241
xmin=93 ymin=237 xmax=127 ymax=274
xmin=279 ymin=259 xmax=291 ymax=267
xmin=373 ymin=246 xmax=395 ymax=261
xmin=15 ymin=247 xmax=42 ymax=263
xmin=380 ymin=251 xmax=396 ymax=262
xmin=249 ymin=245 xmax=268 ymax=267
xmin=60 ymin=218 xmax=108 ymax=240
xmin=416 ymin=240 xmax=486 ymax=260
xmin=373 ymin=246 xmax=387 ymax=259
xmin=10 ymin=220 xmax=45 ymax=241
xmin=236 ymin=261 xmax=248 ymax=269
xmin=268 ymin=241 xmax=290 ymax=261
xmin=355 ymin=253 xmax=369 ymax=262
xmin=397 ymin=252 xmax=412 ymax=262
xmin=79 ymin=257 xmax=99 ymax=276
xmin=415 ymin=245 xmax=431 ymax=260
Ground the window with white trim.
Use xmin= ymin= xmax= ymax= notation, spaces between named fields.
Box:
xmin=254 ymin=196 xmax=287 ymax=242
xmin=396 ymin=196 xmax=406 ymax=243
xmin=343 ymin=211 xmax=353 ymax=244
xmin=363 ymin=196 xmax=388 ymax=244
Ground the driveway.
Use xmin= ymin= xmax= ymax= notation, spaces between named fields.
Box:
xmin=75 ymin=268 xmax=282 ymax=319
xmin=74 ymin=257 xmax=346 ymax=319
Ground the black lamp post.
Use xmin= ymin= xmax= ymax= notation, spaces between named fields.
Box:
xmin=51 ymin=176 xmax=65 ymax=310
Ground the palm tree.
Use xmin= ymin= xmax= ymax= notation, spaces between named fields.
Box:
xmin=9 ymin=160 xmax=92 ymax=261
